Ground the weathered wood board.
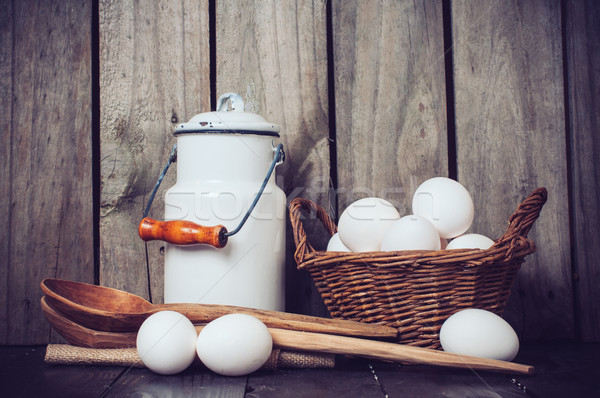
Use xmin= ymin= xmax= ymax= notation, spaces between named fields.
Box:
xmin=452 ymin=0 xmax=573 ymax=339
xmin=566 ymin=0 xmax=600 ymax=341
xmin=0 ymin=0 xmax=94 ymax=344
xmin=99 ymin=0 xmax=210 ymax=303
xmin=0 ymin=0 xmax=13 ymax=344
xmin=216 ymin=0 xmax=331 ymax=316
xmin=332 ymin=0 xmax=448 ymax=215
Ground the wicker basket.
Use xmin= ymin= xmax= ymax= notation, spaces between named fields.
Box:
xmin=289 ymin=187 xmax=547 ymax=349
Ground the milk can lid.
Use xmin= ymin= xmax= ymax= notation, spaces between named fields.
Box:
xmin=174 ymin=93 xmax=280 ymax=137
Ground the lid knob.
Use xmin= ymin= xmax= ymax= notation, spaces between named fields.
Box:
xmin=216 ymin=93 xmax=244 ymax=112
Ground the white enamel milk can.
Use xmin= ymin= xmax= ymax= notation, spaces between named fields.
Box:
xmin=139 ymin=93 xmax=286 ymax=311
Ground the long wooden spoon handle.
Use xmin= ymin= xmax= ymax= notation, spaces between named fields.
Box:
xmin=162 ymin=303 xmax=398 ymax=340
xmin=268 ymin=328 xmax=534 ymax=376
xmin=139 ymin=217 xmax=228 ymax=248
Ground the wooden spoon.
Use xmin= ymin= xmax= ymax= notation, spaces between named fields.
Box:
xmin=42 ymin=296 xmax=135 ymax=348
xmin=41 ymin=296 xmax=534 ymax=375
xmin=40 ymin=278 xmax=397 ymax=339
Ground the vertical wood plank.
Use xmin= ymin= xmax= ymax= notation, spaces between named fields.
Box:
xmin=1 ymin=0 xmax=93 ymax=344
xmin=566 ymin=0 xmax=600 ymax=341
xmin=452 ymin=0 xmax=573 ymax=339
xmin=216 ymin=0 xmax=331 ymax=316
xmin=0 ymin=0 xmax=13 ymax=344
xmin=99 ymin=0 xmax=210 ymax=302
xmin=333 ymin=0 xmax=448 ymax=215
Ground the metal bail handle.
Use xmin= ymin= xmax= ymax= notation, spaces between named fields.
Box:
xmin=138 ymin=143 xmax=285 ymax=249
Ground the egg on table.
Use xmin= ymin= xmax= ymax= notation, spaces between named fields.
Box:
xmin=136 ymin=311 xmax=198 ymax=375
xmin=440 ymin=308 xmax=519 ymax=361
xmin=337 ymin=197 xmax=400 ymax=252
xmin=196 ymin=313 xmax=273 ymax=376
xmin=412 ymin=177 xmax=474 ymax=239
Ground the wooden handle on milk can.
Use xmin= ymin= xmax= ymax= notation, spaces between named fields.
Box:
xmin=138 ymin=217 xmax=228 ymax=248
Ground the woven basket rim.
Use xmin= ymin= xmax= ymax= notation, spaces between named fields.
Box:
xmin=296 ymin=238 xmax=536 ymax=271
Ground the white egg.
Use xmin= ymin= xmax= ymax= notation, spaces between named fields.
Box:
xmin=326 ymin=233 xmax=352 ymax=252
xmin=136 ymin=311 xmax=198 ymax=375
xmin=196 ymin=314 xmax=273 ymax=376
xmin=440 ymin=308 xmax=519 ymax=361
xmin=338 ymin=197 xmax=400 ymax=252
xmin=446 ymin=233 xmax=495 ymax=250
xmin=412 ymin=177 xmax=474 ymax=239
xmin=380 ymin=215 xmax=441 ymax=251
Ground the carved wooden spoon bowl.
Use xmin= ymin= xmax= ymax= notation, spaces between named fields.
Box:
xmin=40 ymin=278 xmax=397 ymax=338
xmin=41 ymin=296 xmax=137 ymax=348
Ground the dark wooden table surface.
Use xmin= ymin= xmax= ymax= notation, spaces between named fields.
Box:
xmin=1 ymin=340 xmax=598 ymax=397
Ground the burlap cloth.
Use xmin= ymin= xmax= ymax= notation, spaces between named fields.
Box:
xmin=45 ymin=344 xmax=335 ymax=370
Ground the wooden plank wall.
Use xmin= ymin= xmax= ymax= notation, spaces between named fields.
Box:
xmin=1 ymin=0 xmax=94 ymax=344
xmin=99 ymin=0 xmax=210 ymax=305
xmin=452 ymin=0 xmax=572 ymax=339
xmin=1 ymin=0 xmax=598 ymax=345
xmin=566 ymin=0 xmax=600 ymax=342
xmin=333 ymin=1 xmax=448 ymax=213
